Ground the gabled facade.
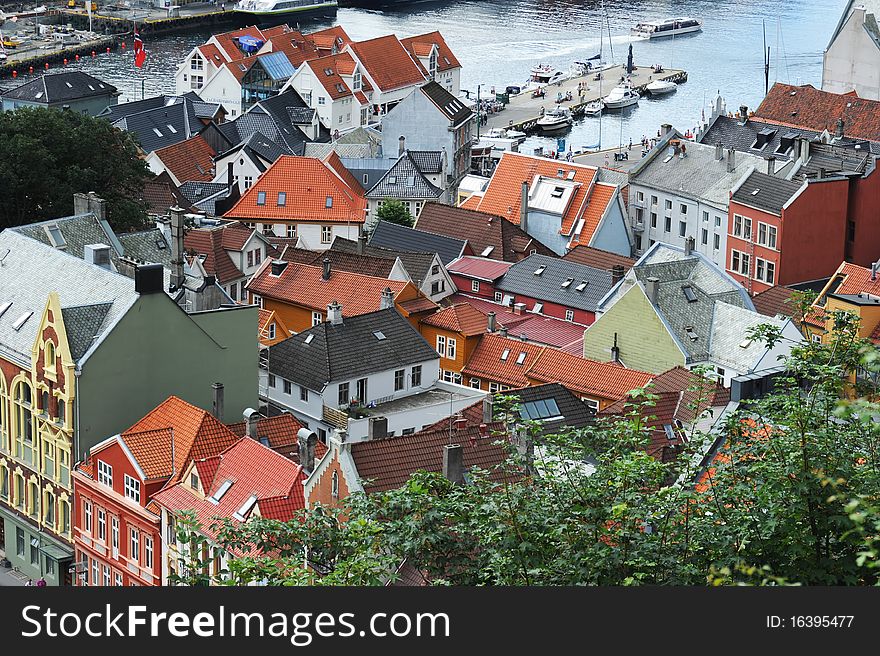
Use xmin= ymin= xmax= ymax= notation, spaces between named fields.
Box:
xmin=804 ymin=261 xmax=880 ymax=345
xmin=346 ymin=34 xmax=428 ymax=114
xmin=400 ymin=31 xmax=462 ymax=96
xmin=823 ymin=2 xmax=880 ymax=99
xmin=365 ymin=151 xmax=445 ymax=225
xmin=446 ymin=257 xmax=513 ymax=302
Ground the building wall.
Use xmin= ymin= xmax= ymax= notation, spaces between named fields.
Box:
xmin=522 ymin=210 xmax=566 ymax=255
xmin=76 ymin=297 xmax=258 ymax=462
xmin=821 ymin=296 xmax=880 ymax=343
xmin=589 ymin=197 xmax=632 ymax=258
xmin=494 ymin=291 xmax=593 ymax=325
xmin=582 ymin=285 xmax=686 ymax=373
xmin=418 ymin=325 xmax=473 ymax=375
xmin=197 ymin=68 xmax=243 ymax=118
xmin=822 ymin=8 xmax=880 ymax=100
xmin=450 ymin=274 xmax=500 ymax=301
xmin=382 ymin=90 xmax=457 ymax=179
xmin=306 ymin=451 xmax=350 ymax=508
xmin=212 ymin=151 xmax=264 ymax=194
xmin=844 ymin=165 xmax=880 ymax=267
xmin=252 ymin=222 xmax=361 ymax=251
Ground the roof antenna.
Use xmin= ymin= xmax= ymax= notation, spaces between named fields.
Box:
xmin=0 ymin=248 xmax=9 ymax=266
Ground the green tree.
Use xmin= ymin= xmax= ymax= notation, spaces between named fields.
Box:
xmin=375 ymin=198 xmax=414 ymax=227
xmin=0 ymin=107 xmax=151 ymax=231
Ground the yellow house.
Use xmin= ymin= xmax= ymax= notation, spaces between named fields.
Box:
xmin=804 ymin=261 xmax=880 ymax=344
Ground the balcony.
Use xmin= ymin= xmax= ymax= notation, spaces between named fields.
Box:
xmin=632 ymin=222 xmax=645 ymax=232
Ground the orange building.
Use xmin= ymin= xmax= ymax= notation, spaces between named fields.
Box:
xmin=419 ymin=303 xmax=494 ymax=383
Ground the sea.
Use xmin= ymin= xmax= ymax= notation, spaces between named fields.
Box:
xmin=2 ymin=0 xmax=847 ymax=152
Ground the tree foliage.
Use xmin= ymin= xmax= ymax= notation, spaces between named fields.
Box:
xmin=170 ymin=309 xmax=880 ymax=586
xmin=0 ymin=107 xmax=151 ymax=231
xmin=375 ymin=198 xmax=414 ymax=227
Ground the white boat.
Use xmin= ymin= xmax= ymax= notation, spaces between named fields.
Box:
xmin=645 ymin=79 xmax=677 ymax=95
xmin=602 ymin=81 xmax=639 ymax=109
xmin=234 ymin=0 xmax=337 ymax=19
xmin=631 ymin=17 xmax=702 ymax=39
xmin=485 ymin=127 xmax=527 ymax=144
xmin=583 ymin=100 xmax=603 ymax=116
xmin=536 ymin=107 xmax=573 ymax=134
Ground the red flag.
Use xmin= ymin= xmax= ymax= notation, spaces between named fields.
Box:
xmin=133 ymin=27 xmax=146 ymax=68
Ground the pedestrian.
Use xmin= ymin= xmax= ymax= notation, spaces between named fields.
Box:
xmin=540 ymin=106 xmax=545 ymax=117
xmin=25 ymin=579 xmax=32 ymax=586
xmin=628 ymin=138 xmax=632 ymax=150
xmin=36 ymin=577 xmax=46 ymax=587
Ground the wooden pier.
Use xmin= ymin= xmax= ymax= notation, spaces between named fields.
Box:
xmin=482 ymin=64 xmax=687 ymax=135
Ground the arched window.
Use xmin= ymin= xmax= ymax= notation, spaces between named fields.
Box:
xmin=44 ymin=341 xmax=56 ymax=373
xmin=59 ymin=498 xmax=70 ymax=535
xmin=331 ymin=471 xmax=339 ymax=500
xmin=0 ymin=375 xmax=7 ymax=453
xmin=13 ymin=381 xmax=34 ymax=466
xmin=0 ymin=463 xmax=8 ymax=501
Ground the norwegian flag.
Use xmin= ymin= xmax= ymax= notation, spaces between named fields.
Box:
xmin=133 ymin=27 xmax=146 ymax=68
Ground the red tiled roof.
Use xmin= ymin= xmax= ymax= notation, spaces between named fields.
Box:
xmin=247 ymin=260 xmax=409 ymax=316
xmin=269 ymin=29 xmax=320 ymax=68
xmin=421 ymin=303 xmax=491 ymax=335
xmin=527 ymin=347 xmax=653 ymax=401
xmin=219 ymin=221 xmax=257 ymax=251
xmin=211 ymin=26 xmax=266 ymax=62
xmin=184 ymin=225 xmax=244 ymax=284
xmin=351 ymin=423 xmax=514 ymax=493
xmin=400 ymin=31 xmax=462 ymax=72
xmin=306 ymin=53 xmax=356 ymax=100
xmin=308 ymin=249 xmax=395 ymax=278
xmin=562 ymin=245 xmax=634 ymax=272
xmin=754 ymin=83 xmax=880 ymax=143
xmin=474 ymin=153 xmax=612 ymax=244
xmin=197 ymin=43 xmax=225 ymax=68
xmin=322 ymin=150 xmax=364 ymax=194
xmin=122 ymin=396 xmax=240 ymax=483
xmin=152 ymin=437 xmax=305 ymax=548
xmin=226 ymin=413 xmax=328 ymax=463
xmin=806 ymin=261 xmax=880 ymax=328
xmin=751 ymin=285 xmax=800 ymax=321
xmin=348 ymin=35 xmax=426 ymax=92
xmin=398 ymin=296 xmax=440 ymax=314
xmin=225 ymin=56 xmax=257 ymax=83
xmin=306 ymin=26 xmax=352 ymax=53
xmin=459 ymin=195 xmax=480 ymax=210
xmin=153 ymin=135 xmax=216 ymax=184
xmin=462 ymin=334 xmax=545 ymax=387
xmin=447 ymin=256 xmax=513 ymax=281
xmin=223 ymin=155 xmax=366 ymax=223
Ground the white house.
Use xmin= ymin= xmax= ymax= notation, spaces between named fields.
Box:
xmin=823 ymin=2 xmax=880 ymax=100
xmin=262 ymin=306 xmax=484 ymax=441
xmin=400 ymin=31 xmax=463 ymax=97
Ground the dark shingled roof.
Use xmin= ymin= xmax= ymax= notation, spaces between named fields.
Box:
xmin=415 ymin=202 xmax=556 ymax=262
xmin=366 ymin=152 xmax=443 ymax=201
xmin=418 ymin=81 xmax=474 ymax=127
xmin=752 ymin=285 xmax=801 ymax=323
xmin=266 ymin=308 xmax=438 ymax=391
xmin=408 ymin=151 xmax=443 ymax=173
xmin=61 ymin=303 xmax=113 ymax=361
xmin=730 ymin=170 xmax=804 ymax=215
xmin=507 ymin=383 xmax=595 ymax=434
xmin=496 ymin=254 xmax=613 ymax=313
xmin=369 ymin=220 xmax=467 ymax=265
xmin=2 ymin=71 xmax=117 ymax=104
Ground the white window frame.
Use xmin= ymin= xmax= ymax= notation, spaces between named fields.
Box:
xmin=124 ymin=474 xmax=141 ymax=504
xmin=130 ymin=528 xmax=139 ymax=564
xmin=321 ymin=226 xmax=332 ymax=244
xmin=731 ymin=249 xmax=751 ymax=276
xmin=97 ymin=460 xmax=112 ymax=487
xmin=436 ymin=335 xmax=446 ymax=357
xmin=755 ymin=257 xmax=776 ymax=285
xmin=565 ymin=309 xmax=575 ymax=322
xmin=84 ymin=500 xmax=92 ymax=534
xmin=312 ymin=311 xmax=323 ymax=326
xmin=757 ymin=222 xmax=777 ymax=249
xmin=447 ymin=337 xmax=457 ymax=360
xmin=471 ymin=279 xmax=480 ymax=292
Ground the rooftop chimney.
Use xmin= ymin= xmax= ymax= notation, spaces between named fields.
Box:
xmin=487 ymin=311 xmax=497 ymax=333
xmin=738 ymin=105 xmax=748 ymax=123
xmin=519 ymin=332 xmax=528 ymax=341
xmin=87 ymin=192 xmax=107 ymax=222
xmin=726 ymin=148 xmax=736 ymax=173
xmin=766 ymin=156 xmax=776 ymax=175
xmin=817 ymin=167 xmax=825 ymax=180
xmin=398 ymin=135 xmax=406 ymax=157
xmin=645 ymin=276 xmax=660 ymax=304
xmin=134 ymin=263 xmax=164 ymax=294
xmin=482 ymin=395 xmax=493 ymax=423
xmin=327 ymin=301 xmax=342 ymax=325
xmin=499 ymin=326 xmax=508 ymax=338
xmin=611 ymin=265 xmax=625 ymax=284
xmin=73 ymin=192 xmax=90 ymax=216
xmin=442 ymin=444 xmax=465 ymax=484
xmin=84 ymin=243 xmax=112 ymax=270
xmin=243 ymin=408 xmax=259 ymax=440
xmin=684 ymin=236 xmax=695 ymax=256
xmin=836 ymin=116 xmax=845 ymax=139
xmin=380 ymin=286 xmax=395 ymax=310
xmin=357 ymin=234 xmax=367 ymax=255
xmin=715 ymin=142 xmax=723 ymax=161
xmin=270 ymin=260 xmax=288 ymax=276
xmin=513 ymin=302 xmax=526 ymax=315
xmin=661 ymin=123 xmax=672 ymax=136
xmin=170 ymin=206 xmax=186 ymax=291
xmin=297 ymin=427 xmax=317 ymax=474
xmin=322 ymin=257 xmax=332 ymax=280
xmin=520 ymin=181 xmax=529 ymax=234
xmin=872 ymin=261 xmax=879 ymax=281
xmin=211 ymin=382 xmax=224 ymax=422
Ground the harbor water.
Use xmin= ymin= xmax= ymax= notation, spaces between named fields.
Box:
xmin=1 ymin=0 xmax=845 ymax=152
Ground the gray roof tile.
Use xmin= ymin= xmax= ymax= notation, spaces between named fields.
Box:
xmin=369 ymin=220 xmax=466 ymax=265
xmin=367 ymin=152 xmax=443 ymax=201
xmin=730 ymin=170 xmax=804 ymax=215
xmin=496 ymin=254 xmax=613 ymax=313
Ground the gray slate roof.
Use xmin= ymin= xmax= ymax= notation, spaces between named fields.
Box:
xmin=2 ymin=71 xmax=117 ymax=104
xmin=112 ymin=98 xmax=202 ymax=154
xmin=0 ymin=231 xmax=137 ymax=366
xmin=369 ymin=220 xmax=467 ymax=265
xmin=419 ymin=81 xmax=474 ymax=127
xmin=266 ymin=308 xmax=438 ymax=391
xmin=61 ymin=303 xmax=113 ymax=361
xmin=508 ymin=383 xmax=595 ymax=434
xmin=730 ymin=171 xmax=804 ymax=215
xmin=367 ymin=152 xmax=443 ymax=201
xmin=496 ymin=254 xmax=612 ymax=313
xmin=409 ymin=151 xmax=443 ymax=173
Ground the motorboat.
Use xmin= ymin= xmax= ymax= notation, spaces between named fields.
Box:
xmin=631 ymin=17 xmax=702 ymax=39
xmin=525 ymin=63 xmax=566 ymax=90
xmin=536 ymin=107 xmax=573 ymax=134
xmin=645 ymin=79 xmax=677 ymax=95
xmin=582 ymin=100 xmax=603 ymax=116
xmin=234 ymin=0 xmax=337 ymax=19
xmin=485 ymin=127 xmax=527 ymax=144
xmin=602 ymin=81 xmax=639 ymax=109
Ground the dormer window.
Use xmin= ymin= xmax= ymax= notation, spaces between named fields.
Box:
xmin=190 ymin=470 xmax=200 ymax=492
xmin=233 ymin=494 xmax=258 ymax=521
xmin=561 ymin=278 xmax=574 ymax=288
xmin=353 ymin=69 xmax=362 ymax=91
xmin=429 ymin=50 xmax=438 ymax=78
xmin=256 ymin=191 xmax=266 ymax=205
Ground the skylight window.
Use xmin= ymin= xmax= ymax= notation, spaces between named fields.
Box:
xmin=663 ymin=424 xmax=677 ymax=441
xmin=256 ymin=191 xmax=266 ymax=205
xmin=304 ymin=334 xmax=315 ymax=344
xmin=566 ymin=171 xmax=576 ymax=180
xmin=739 ymin=338 xmax=753 ymax=349
xmin=551 ymin=187 xmax=565 ymax=198
xmin=373 ymin=331 xmax=386 ymax=340
xmin=88 ymin=84 xmax=95 ymax=91
xmin=156 ymin=239 xmax=167 ymax=250
xmin=515 ymin=351 xmax=527 ymax=365
xmin=45 ymin=224 xmax=66 ymax=249
xmin=519 ymin=398 xmax=561 ymax=421
xmin=324 ymin=68 xmax=334 ymax=76
xmin=682 ymin=285 xmax=698 ymax=302
xmin=12 ymin=311 xmax=33 ymax=331
xmin=153 ymin=127 xmax=163 ymax=137
xmin=0 ymin=301 xmax=12 ymax=319
xmin=500 ymin=349 xmax=510 ymax=361
xmin=167 ymin=124 xmax=177 ymax=133
xmin=233 ymin=494 xmax=258 ymax=521
xmin=35 ymin=92 xmax=43 ymax=99
xmin=335 ymin=83 xmax=346 ymax=93
xmin=751 ymin=188 xmax=760 ymax=196
xmin=556 ymin=169 xmax=564 ymax=178
xmin=325 ymin=196 xmax=333 ymax=208
xmin=533 ymin=302 xmax=543 ymax=313
xmin=65 ymin=82 xmax=73 ymax=88
xmin=561 ymin=278 xmax=574 ymax=289
xmin=277 ymin=192 xmax=287 ymax=206
xmin=684 ymin=326 xmax=698 ymax=341
xmin=406 ymin=176 xmax=415 ymax=187
xmin=209 ymin=480 xmax=234 ymax=504
xmin=575 ymin=281 xmax=588 ymax=292
xmin=388 ymin=176 xmax=397 ymax=184
xmin=481 ymin=246 xmax=494 ymax=256
xmin=533 ymin=265 xmax=546 ymax=276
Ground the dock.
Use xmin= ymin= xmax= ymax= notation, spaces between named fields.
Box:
xmin=481 ymin=64 xmax=687 ymax=134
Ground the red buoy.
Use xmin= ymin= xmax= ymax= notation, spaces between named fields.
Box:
xmin=12 ymin=71 xmax=17 ymax=78
xmin=75 ymin=54 xmax=80 ymax=61
xmin=45 ymin=62 xmax=49 ymax=70
xmin=29 ymin=66 xmax=34 ymax=74
xmin=106 ymin=47 xmax=110 ymax=53
xmin=121 ymin=41 xmax=126 ymax=48
xmin=92 ymin=50 xmax=96 ymax=57
xmin=63 ymin=58 xmax=68 ymax=65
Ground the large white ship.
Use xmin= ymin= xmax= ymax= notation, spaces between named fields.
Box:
xmin=234 ymin=0 xmax=338 ymax=20
xmin=631 ymin=17 xmax=702 ymax=39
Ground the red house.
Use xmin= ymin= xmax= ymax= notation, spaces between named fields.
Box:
xmin=726 ymin=170 xmax=851 ymax=294
xmin=446 ymin=256 xmax=513 ymax=302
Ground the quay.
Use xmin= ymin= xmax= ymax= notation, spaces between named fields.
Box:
xmin=481 ymin=64 xmax=687 ymax=135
